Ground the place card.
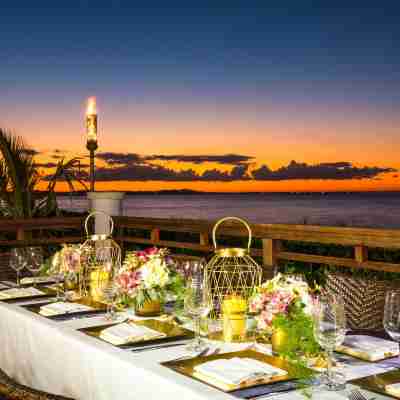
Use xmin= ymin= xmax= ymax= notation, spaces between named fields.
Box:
xmin=336 ymin=335 xmax=399 ymax=361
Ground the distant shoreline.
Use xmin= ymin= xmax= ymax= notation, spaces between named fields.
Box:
xmin=54 ymin=190 xmax=400 ymax=196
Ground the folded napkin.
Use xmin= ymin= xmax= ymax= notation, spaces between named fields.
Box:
xmin=39 ymin=302 xmax=94 ymax=316
xmin=21 ymin=276 xmax=56 ymax=285
xmin=336 ymin=335 xmax=399 ymax=361
xmin=0 ymin=287 xmax=45 ymax=300
xmin=385 ymin=382 xmax=400 ymax=398
xmin=99 ymin=323 xmax=166 ymax=345
xmin=194 ymin=357 xmax=287 ymax=388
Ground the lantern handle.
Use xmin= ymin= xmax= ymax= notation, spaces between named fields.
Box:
xmin=212 ymin=216 xmax=252 ymax=250
xmin=84 ymin=211 xmax=114 ymax=237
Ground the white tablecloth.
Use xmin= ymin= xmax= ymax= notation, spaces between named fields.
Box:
xmin=0 ymin=302 xmax=392 ymax=400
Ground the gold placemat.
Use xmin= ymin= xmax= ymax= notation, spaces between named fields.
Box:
xmin=161 ymin=349 xmax=305 ymax=393
xmin=350 ymin=370 xmax=400 ymax=399
xmin=79 ymin=318 xmax=193 ymax=347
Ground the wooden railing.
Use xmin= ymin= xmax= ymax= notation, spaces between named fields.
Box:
xmin=1 ymin=216 xmax=400 ymax=275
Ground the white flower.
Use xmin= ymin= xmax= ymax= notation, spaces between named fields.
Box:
xmin=140 ymin=258 xmax=169 ymax=289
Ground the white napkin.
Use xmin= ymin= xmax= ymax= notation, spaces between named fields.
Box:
xmin=385 ymin=382 xmax=400 ymax=398
xmin=337 ymin=335 xmax=399 ymax=361
xmin=0 ymin=287 xmax=45 ymax=300
xmin=99 ymin=322 xmax=166 ymax=345
xmin=20 ymin=276 xmax=55 ymax=285
xmin=194 ymin=357 xmax=287 ymax=386
xmin=39 ymin=302 xmax=94 ymax=316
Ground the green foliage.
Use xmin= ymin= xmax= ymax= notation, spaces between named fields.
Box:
xmin=0 ymin=128 xmax=87 ymax=219
xmin=272 ymin=305 xmax=320 ymax=359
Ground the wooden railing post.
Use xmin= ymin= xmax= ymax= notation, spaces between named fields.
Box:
xmin=355 ymin=244 xmax=368 ymax=264
xmin=262 ymin=238 xmax=281 ymax=279
xmin=150 ymin=228 xmax=160 ymax=244
xmin=200 ymin=232 xmax=209 ymax=247
xmin=16 ymin=227 xmax=25 ymax=241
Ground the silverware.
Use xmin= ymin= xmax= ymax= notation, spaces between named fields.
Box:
xmin=348 ymin=389 xmax=375 ymax=400
xmin=130 ymin=342 xmax=188 ymax=353
xmin=167 ymin=346 xmax=210 ymax=362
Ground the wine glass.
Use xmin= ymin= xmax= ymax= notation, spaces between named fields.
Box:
xmin=25 ymin=247 xmax=43 ymax=286
xmin=384 ymin=290 xmax=400 ymax=342
xmin=184 ymin=261 xmax=212 ymax=352
xmin=101 ymin=282 xmax=119 ymax=320
xmin=313 ymin=295 xmax=346 ymax=391
xmin=9 ymin=248 xmax=27 ymax=287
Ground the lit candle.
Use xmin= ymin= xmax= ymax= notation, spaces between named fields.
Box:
xmin=222 ymin=295 xmax=247 ymax=342
xmin=89 ymin=269 xmax=109 ymax=302
xmin=86 ymin=96 xmax=97 ymax=143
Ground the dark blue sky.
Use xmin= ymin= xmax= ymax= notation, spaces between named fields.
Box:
xmin=1 ymin=0 xmax=399 ymax=108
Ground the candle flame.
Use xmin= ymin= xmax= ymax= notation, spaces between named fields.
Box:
xmin=86 ymin=96 xmax=97 ymax=115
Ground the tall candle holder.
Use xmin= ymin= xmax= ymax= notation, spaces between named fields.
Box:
xmin=86 ymin=96 xmax=98 ymax=192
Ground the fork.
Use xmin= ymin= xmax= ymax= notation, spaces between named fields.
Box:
xmin=348 ymin=389 xmax=375 ymax=400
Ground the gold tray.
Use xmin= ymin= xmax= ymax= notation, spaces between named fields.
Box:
xmin=79 ymin=318 xmax=194 ymax=348
xmin=350 ymin=370 xmax=400 ymax=399
xmin=161 ymin=349 xmax=304 ymax=393
xmin=0 ymin=286 xmax=56 ymax=303
xmin=24 ymin=296 xmax=107 ymax=318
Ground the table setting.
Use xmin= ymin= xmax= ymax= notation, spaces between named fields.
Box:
xmin=1 ymin=216 xmax=400 ymax=400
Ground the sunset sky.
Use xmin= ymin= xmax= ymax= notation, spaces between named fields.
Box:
xmin=1 ymin=1 xmax=399 ymax=192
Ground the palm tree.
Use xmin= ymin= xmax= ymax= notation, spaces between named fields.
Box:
xmin=0 ymin=128 xmax=87 ymax=219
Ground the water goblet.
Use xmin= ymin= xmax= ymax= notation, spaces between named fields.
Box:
xmin=313 ymin=295 xmax=346 ymax=391
xmin=101 ymin=283 xmax=119 ymax=320
xmin=25 ymin=247 xmax=43 ymax=286
xmin=9 ymin=248 xmax=27 ymax=287
xmin=384 ymin=290 xmax=400 ymax=342
xmin=184 ymin=261 xmax=212 ymax=352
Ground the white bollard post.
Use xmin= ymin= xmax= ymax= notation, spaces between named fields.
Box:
xmin=86 ymin=192 xmax=125 ymax=234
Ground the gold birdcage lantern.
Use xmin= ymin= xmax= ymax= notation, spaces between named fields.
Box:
xmin=79 ymin=211 xmax=121 ymax=300
xmin=205 ymin=217 xmax=262 ymax=341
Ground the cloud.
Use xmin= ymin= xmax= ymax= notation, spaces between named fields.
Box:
xmin=146 ymin=154 xmax=253 ymax=165
xmin=22 ymin=149 xmax=40 ymax=156
xmin=251 ymin=161 xmax=395 ymax=181
xmin=96 ymin=152 xmax=142 ymax=165
xmin=34 ymin=162 xmax=58 ymax=168
xmin=39 ymin=152 xmax=395 ymax=183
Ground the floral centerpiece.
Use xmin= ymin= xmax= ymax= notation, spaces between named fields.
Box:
xmin=250 ymin=273 xmax=319 ymax=359
xmin=116 ymin=247 xmax=184 ymax=315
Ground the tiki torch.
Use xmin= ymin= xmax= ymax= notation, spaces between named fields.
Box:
xmin=86 ymin=96 xmax=98 ymax=192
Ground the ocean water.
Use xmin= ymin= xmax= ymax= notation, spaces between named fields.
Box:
xmin=57 ymin=192 xmax=400 ymax=229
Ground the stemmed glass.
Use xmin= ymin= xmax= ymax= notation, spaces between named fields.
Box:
xmin=384 ymin=290 xmax=400 ymax=342
xmin=100 ymin=283 xmax=119 ymax=320
xmin=9 ymin=248 xmax=27 ymax=287
xmin=25 ymin=247 xmax=43 ymax=286
xmin=184 ymin=261 xmax=212 ymax=352
xmin=313 ymin=295 xmax=346 ymax=391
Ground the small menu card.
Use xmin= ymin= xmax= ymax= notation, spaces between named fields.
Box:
xmin=0 ymin=287 xmax=45 ymax=300
xmin=20 ymin=276 xmax=56 ymax=285
xmin=99 ymin=322 xmax=166 ymax=345
xmin=194 ymin=357 xmax=287 ymax=389
xmin=385 ymin=382 xmax=400 ymax=398
xmin=336 ymin=335 xmax=399 ymax=361
xmin=39 ymin=302 xmax=94 ymax=316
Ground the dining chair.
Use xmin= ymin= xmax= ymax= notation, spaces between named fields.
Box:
xmin=0 ymin=368 xmax=74 ymax=400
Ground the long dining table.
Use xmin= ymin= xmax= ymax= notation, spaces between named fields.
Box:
xmin=0 ymin=298 xmax=396 ymax=400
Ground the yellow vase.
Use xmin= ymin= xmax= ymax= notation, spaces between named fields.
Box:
xmin=135 ymin=299 xmax=162 ymax=317
xmin=271 ymin=327 xmax=288 ymax=355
